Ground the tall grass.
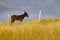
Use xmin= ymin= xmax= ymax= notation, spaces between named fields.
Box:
xmin=0 ymin=19 xmax=60 ymax=40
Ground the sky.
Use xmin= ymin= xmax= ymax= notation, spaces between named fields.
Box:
xmin=0 ymin=0 xmax=60 ymax=22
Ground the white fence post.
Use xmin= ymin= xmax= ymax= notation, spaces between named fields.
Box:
xmin=39 ymin=10 xmax=41 ymax=21
xmin=8 ymin=14 xmax=10 ymax=22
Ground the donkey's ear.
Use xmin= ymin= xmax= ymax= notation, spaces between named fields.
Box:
xmin=24 ymin=11 xmax=26 ymax=13
xmin=24 ymin=11 xmax=27 ymax=13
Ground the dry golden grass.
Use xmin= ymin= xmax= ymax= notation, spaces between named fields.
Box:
xmin=0 ymin=19 xmax=60 ymax=40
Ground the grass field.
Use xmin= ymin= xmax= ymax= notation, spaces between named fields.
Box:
xmin=0 ymin=19 xmax=60 ymax=40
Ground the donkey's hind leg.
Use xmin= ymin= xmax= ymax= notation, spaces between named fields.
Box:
xmin=11 ymin=19 xmax=15 ymax=23
xmin=20 ymin=20 xmax=22 ymax=22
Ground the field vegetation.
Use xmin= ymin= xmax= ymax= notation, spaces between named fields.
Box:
xmin=0 ymin=19 xmax=60 ymax=40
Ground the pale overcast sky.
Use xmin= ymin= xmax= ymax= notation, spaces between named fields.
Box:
xmin=0 ymin=0 xmax=60 ymax=22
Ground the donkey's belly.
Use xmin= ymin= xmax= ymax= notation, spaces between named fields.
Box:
xmin=16 ymin=18 xmax=20 ymax=20
xmin=15 ymin=17 xmax=22 ymax=21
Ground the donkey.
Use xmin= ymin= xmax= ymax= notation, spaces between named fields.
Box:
xmin=11 ymin=11 xmax=29 ymax=23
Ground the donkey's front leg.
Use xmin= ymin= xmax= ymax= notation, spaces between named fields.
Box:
xmin=20 ymin=20 xmax=22 ymax=22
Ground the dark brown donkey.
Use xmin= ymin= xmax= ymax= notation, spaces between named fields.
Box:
xmin=11 ymin=11 xmax=29 ymax=23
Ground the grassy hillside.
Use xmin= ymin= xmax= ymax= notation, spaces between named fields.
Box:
xmin=0 ymin=19 xmax=60 ymax=40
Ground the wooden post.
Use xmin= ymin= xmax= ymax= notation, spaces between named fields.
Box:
xmin=8 ymin=14 xmax=10 ymax=22
xmin=39 ymin=10 xmax=41 ymax=21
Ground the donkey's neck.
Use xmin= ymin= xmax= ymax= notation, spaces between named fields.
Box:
xmin=20 ymin=14 xmax=26 ymax=20
xmin=23 ymin=14 xmax=26 ymax=17
xmin=21 ymin=15 xmax=25 ymax=21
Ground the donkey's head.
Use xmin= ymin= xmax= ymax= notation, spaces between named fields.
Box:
xmin=24 ymin=11 xmax=29 ymax=17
